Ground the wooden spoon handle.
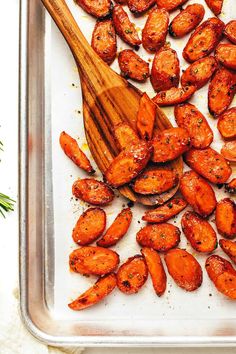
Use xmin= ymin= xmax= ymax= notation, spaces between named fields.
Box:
xmin=41 ymin=0 xmax=103 ymax=73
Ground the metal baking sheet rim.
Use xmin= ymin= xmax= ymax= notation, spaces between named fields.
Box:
xmin=19 ymin=0 xmax=236 ymax=347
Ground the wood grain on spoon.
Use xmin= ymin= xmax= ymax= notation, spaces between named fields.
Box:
xmin=41 ymin=0 xmax=183 ymax=205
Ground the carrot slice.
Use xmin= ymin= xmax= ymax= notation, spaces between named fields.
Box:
xmin=117 ymin=255 xmax=148 ymax=294
xmin=224 ymin=20 xmax=236 ymax=45
xmin=72 ymin=208 xmax=106 ymax=245
xmin=205 ymin=0 xmax=224 ymax=16
xmin=132 ymin=167 xmax=178 ymax=195
xmin=217 ymin=107 xmax=236 ymax=140
xmin=225 ymin=178 xmax=236 ymax=195
xmin=75 ymin=0 xmax=112 ymax=18
xmin=127 ymin=0 xmax=155 ymax=14
xmin=72 ymin=178 xmax=114 ymax=205
xmin=165 ymin=248 xmax=203 ymax=291
xmin=68 ymin=273 xmax=117 ymax=310
xmin=105 ymin=141 xmax=152 ymax=187
xmin=137 ymin=223 xmax=180 ymax=252
xmin=97 ymin=208 xmax=132 ymax=247
xmin=118 ymin=50 xmax=150 ymax=82
xmin=153 ymin=86 xmax=196 ymax=106
xmin=221 ymin=141 xmax=236 ymax=162
xmin=143 ymin=197 xmax=187 ymax=223
xmin=141 ymin=247 xmax=167 ymax=296
xmin=69 ymin=246 xmax=120 ymax=275
xmin=181 ymin=211 xmax=217 ymax=253
xmin=156 ymin=0 xmax=188 ymax=11
xmin=219 ymin=239 xmax=236 ymax=265
xmin=59 ymin=132 xmax=94 ymax=173
xmin=215 ymin=272 xmax=236 ymax=300
xmin=215 ymin=198 xmax=236 ymax=239
xmin=215 ymin=44 xmax=236 ymax=71
xmin=113 ymin=123 xmax=139 ymax=151
xmin=137 ymin=93 xmax=156 ymax=140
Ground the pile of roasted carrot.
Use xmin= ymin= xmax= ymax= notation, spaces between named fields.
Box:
xmin=60 ymin=0 xmax=236 ymax=310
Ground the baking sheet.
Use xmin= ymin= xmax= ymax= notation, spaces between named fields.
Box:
xmin=20 ymin=0 xmax=236 ymax=346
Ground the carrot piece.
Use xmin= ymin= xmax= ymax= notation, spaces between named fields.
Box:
xmin=152 ymin=86 xmax=196 ymax=106
xmin=141 ymin=247 xmax=167 ymax=296
xmin=69 ymin=246 xmax=120 ymax=275
xmin=127 ymin=0 xmax=155 ymax=14
xmin=181 ymin=56 xmax=218 ymax=90
xmin=224 ymin=20 xmax=236 ymax=45
xmin=113 ymin=123 xmax=139 ymax=151
xmin=156 ymin=0 xmax=188 ymax=11
xmin=105 ymin=141 xmax=152 ymax=187
xmin=142 ymin=197 xmax=187 ymax=223
xmin=72 ymin=208 xmax=106 ymax=245
xmin=219 ymin=239 xmax=236 ymax=265
xmin=181 ymin=211 xmax=217 ymax=253
xmin=169 ymin=4 xmax=205 ymax=38
xmin=215 ymin=271 xmax=236 ymax=300
xmin=68 ymin=273 xmax=117 ymax=311
xmin=225 ymin=178 xmax=236 ymax=195
xmin=205 ymin=0 xmax=224 ymax=16
xmin=59 ymin=132 xmax=94 ymax=174
xmin=179 ymin=170 xmax=216 ymax=217
xmin=91 ymin=19 xmax=117 ymax=65
xmin=142 ymin=8 xmax=169 ymax=52
xmin=215 ymin=198 xmax=236 ymax=239
xmin=72 ymin=178 xmax=114 ymax=205
xmin=118 ymin=50 xmax=150 ymax=82
xmin=117 ymin=255 xmax=148 ymax=294
xmin=136 ymin=223 xmax=180 ymax=252
xmin=97 ymin=208 xmax=132 ymax=247
xmin=152 ymin=127 xmax=191 ymax=163
xmin=221 ymin=141 xmax=236 ymax=162
xmin=137 ymin=93 xmax=156 ymax=140
xmin=217 ymin=107 xmax=236 ymax=140
xmin=175 ymin=103 xmax=213 ymax=149
xmin=165 ymin=248 xmax=203 ymax=291
xmin=75 ymin=0 xmax=112 ymax=18
xmin=215 ymin=44 xmax=236 ymax=71
xmin=132 ymin=167 xmax=178 ymax=195
xmin=183 ymin=18 xmax=224 ymax=63
xmin=184 ymin=147 xmax=232 ymax=184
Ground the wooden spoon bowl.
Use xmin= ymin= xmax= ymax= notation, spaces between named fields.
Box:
xmin=41 ymin=0 xmax=183 ymax=205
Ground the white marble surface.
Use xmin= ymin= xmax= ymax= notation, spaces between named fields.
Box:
xmin=0 ymin=1 xmax=235 ymax=353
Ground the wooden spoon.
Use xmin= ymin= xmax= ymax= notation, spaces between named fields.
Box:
xmin=41 ymin=0 xmax=183 ymax=205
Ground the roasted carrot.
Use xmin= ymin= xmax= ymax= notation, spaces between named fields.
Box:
xmin=179 ymin=170 xmax=217 ymax=217
xmin=156 ymin=0 xmax=188 ymax=11
xmin=118 ymin=50 xmax=149 ymax=82
xmin=184 ymin=147 xmax=232 ymax=184
xmin=97 ymin=208 xmax=132 ymax=247
xmin=165 ymin=248 xmax=203 ymax=291
xmin=181 ymin=56 xmax=218 ymax=90
xmin=151 ymin=46 xmax=180 ymax=92
xmin=113 ymin=123 xmax=139 ymax=151
xmin=221 ymin=141 xmax=236 ymax=162
xmin=205 ymin=255 xmax=236 ymax=300
xmin=136 ymin=93 xmax=156 ymax=140
xmin=181 ymin=211 xmax=217 ymax=253
xmin=205 ymin=0 xmax=224 ymax=16
xmin=153 ymin=86 xmax=196 ymax=106
xmin=183 ymin=18 xmax=225 ymax=63
xmin=69 ymin=246 xmax=120 ymax=275
xmin=217 ymin=107 xmax=236 ymax=140
xmin=225 ymin=178 xmax=236 ymax=195
xmin=113 ymin=5 xmax=141 ymax=49
xmin=59 ymin=132 xmax=94 ymax=174
xmin=220 ymin=239 xmax=236 ymax=265
xmin=136 ymin=223 xmax=181 ymax=252
xmin=152 ymin=127 xmax=191 ymax=163
xmin=169 ymin=4 xmax=205 ymax=38
xmin=215 ymin=44 xmax=236 ymax=71
xmin=72 ymin=208 xmax=106 ymax=245
xmin=72 ymin=178 xmax=114 ymax=205
xmin=132 ymin=167 xmax=178 ymax=195
xmin=127 ymin=0 xmax=155 ymax=14
xmin=76 ymin=0 xmax=112 ymax=18
xmin=175 ymin=103 xmax=213 ymax=149
xmin=208 ymin=67 xmax=236 ymax=117
xmin=68 ymin=273 xmax=117 ymax=310
xmin=224 ymin=20 xmax=236 ymax=44
xmin=141 ymin=247 xmax=167 ymax=296
xmin=117 ymin=255 xmax=148 ymax=294
xmin=142 ymin=197 xmax=187 ymax=223
xmin=91 ymin=19 xmax=117 ymax=65
xmin=142 ymin=8 xmax=169 ymax=52
xmin=105 ymin=141 xmax=152 ymax=187
xmin=216 ymin=198 xmax=236 ymax=239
